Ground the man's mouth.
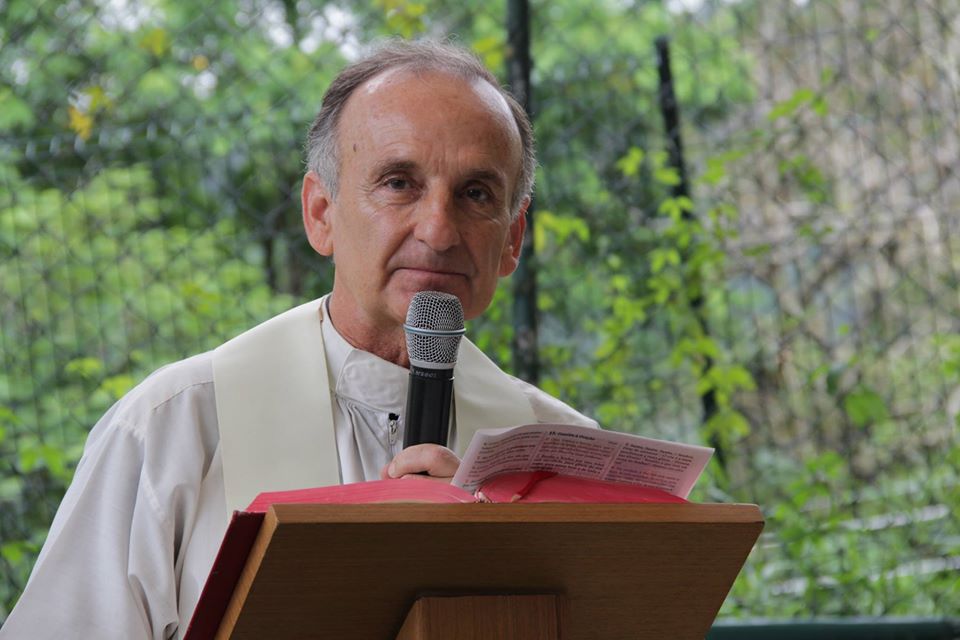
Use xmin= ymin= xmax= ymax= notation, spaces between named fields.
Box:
xmin=394 ymin=267 xmax=470 ymax=289
xmin=396 ymin=265 xmax=468 ymax=277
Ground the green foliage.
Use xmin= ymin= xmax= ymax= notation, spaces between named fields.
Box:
xmin=767 ymin=87 xmax=829 ymax=121
xmin=377 ymin=0 xmax=429 ymax=38
xmin=528 ymin=0 xmax=759 ymax=448
xmin=0 ymin=162 xmax=295 ymax=616
xmin=843 ymin=386 xmax=889 ymax=428
xmin=540 ymin=136 xmax=755 ymax=454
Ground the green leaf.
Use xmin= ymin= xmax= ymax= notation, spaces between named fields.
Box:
xmin=720 ymin=364 xmax=756 ymax=392
xmin=1 ymin=542 xmax=27 ymax=565
xmin=820 ymin=66 xmax=836 ymax=85
xmin=653 ymin=166 xmax=681 ymax=186
xmin=0 ymin=475 xmax=23 ymax=500
xmin=537 ymin=209 xmax=590 ymax=247
xmin=65 ymin=357 xmax=105 ymax=381
xmin=137 ymin=69 xmax=179 ymax=102
xmin=0 ymin=90 xmax=36 ymax=131
xmin=658 ymin=196 xmax=694 ymax=220
xmin=811 ymin=96 xmax=829 ymax=117
xmin=808 ymin=363 xmax=830 ymax=384
xmin=18 ymin=443 xmax=40 ymax=473
xmin=99 ymin=374 xmax=136 ymax=400
xmin=0 ymin=404 xmax=20 ymax=428
xmin=703 ymin=408 xmax=751 ymax=444
xmin=378 ymin=0 xmax=427 ymax=37
xmin=472 ymin=35 xmax=504 ymax=71
xmin=139 ymin=27 xmax=170 ymax=57
xmin=699 ymin=149 xmax=747 ymax=186
xmin=807 ymin=451 xmax=845 ymax=479
xmin=611 ymin=296 xmax=647 ymax=326
xmin=767 ymin=87 xmax=816 ymax=121
xmin=701 ymin=157 xmax=727 ymax=185
xmin=843 ymin=386 xmax=889 ymax=427
xmin=743 ymin=243 xmax=771 ymax=258
xmin=616 ymin=147 xmax=645 ymax=177
xmin=38 ymin=444 xmax=70 ymax=481
xmin=797 ymin=222 xmax=817 ymax=239
xmin=826 ymin=364 xmax=844 ymax=395
xmin=649 ymin=247 xmax=680 ymax=274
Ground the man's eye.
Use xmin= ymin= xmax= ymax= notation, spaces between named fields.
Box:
xmin=465 ymin=187 xmax=491 ymax=203
xmin=386 ymin=178 xmax=410 ymax=190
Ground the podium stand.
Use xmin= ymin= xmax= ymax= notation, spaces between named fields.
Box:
xmin=208 ymin=502 xmax=762 ymax=639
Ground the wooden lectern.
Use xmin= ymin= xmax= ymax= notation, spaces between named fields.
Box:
xmin=201 ymin=502 xmax=763 ymax=639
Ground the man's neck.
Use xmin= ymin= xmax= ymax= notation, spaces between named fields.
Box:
xmin=326 ymin=293 xmax=409 ymax=368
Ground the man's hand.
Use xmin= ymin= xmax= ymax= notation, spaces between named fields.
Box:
xmin=381 ymin=444 xmax=461 ymax=482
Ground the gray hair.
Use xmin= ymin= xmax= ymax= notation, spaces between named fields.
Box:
xmin=305 ymin=39 xmax=535 ymax=219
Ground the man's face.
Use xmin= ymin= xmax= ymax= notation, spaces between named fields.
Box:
xmin=303 ymin=69 xmax=527 ymax=337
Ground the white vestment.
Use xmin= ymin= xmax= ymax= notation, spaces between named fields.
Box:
xmin=0 ymin=298 xmax=595 ymax=639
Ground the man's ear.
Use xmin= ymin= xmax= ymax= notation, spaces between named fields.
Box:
xmin=302 ymin=171 xmax=335 ymax=256
xmin=499 ymin=197 xmax=529 ymax=277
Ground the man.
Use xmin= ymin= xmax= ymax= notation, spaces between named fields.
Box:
xmin=0 ymin=40 xmax=595 ymax=639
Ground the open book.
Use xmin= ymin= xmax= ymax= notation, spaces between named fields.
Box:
xmin=250 ymin=422 xmax=711 ymax=506
xmin=183 ymin=423 xmax=712 ymax=638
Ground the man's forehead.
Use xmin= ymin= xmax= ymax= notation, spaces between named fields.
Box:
xmin=349 ymin=67 xmax=517 ymax=134
xmin=333 ymin=66 xmax=524 ymax=195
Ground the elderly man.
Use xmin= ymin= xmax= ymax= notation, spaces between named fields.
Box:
xmin=0 ymin=40 xmax=594 ymax=639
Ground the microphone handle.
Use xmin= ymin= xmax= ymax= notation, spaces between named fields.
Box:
xmin=403 ymin=366 xmax=454 ymax=448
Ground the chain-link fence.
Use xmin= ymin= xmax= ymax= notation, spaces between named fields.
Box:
xmin=2 ymin=0 xmax=958 ymax=624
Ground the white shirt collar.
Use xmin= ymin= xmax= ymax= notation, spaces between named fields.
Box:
xmin=320 ymin=296 xmax=407 ymax=413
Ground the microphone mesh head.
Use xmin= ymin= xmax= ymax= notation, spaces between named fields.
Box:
xmin=404 ymin=291 xmax=465 ymax=368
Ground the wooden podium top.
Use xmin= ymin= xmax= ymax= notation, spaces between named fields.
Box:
xmin=215 ymin=502 xmax=763 ymax=639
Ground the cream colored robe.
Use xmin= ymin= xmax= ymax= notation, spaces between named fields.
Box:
xmin=212 ymin=297 xmax=538 ymax=511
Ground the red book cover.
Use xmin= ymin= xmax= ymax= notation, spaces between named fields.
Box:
xmin=476 ymin=471 xmax=688 ymax=504
xmin=245 ymin=476 xmax=476 ymax=511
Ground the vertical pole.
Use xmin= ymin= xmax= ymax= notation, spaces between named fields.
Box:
xmin=507 ymin=0 xmax=538 ymax=383
xmin=655 ymin=37 xmax=723 ymax=466
xmin=655 ymin=37 xmax=691 ymax=202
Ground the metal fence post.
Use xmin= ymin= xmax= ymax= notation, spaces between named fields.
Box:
xmin=507 ymin=0 xmax=538 ymax=384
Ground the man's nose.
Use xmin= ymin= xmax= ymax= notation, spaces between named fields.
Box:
xmin=414 ymin=189 xmax=461 ymax=252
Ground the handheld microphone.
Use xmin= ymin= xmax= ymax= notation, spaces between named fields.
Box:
xmin=402 ymin=291 xmax=465 ymax=448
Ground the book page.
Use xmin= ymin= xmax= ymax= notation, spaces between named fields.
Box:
xmin=453 ymin=423 xmax=713 ymax=499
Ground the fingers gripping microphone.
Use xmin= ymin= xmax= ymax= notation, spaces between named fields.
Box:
xmin=403 ymin=291 xmax=465 ymax=448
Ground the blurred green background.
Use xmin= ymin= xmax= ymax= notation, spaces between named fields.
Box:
xmin=1 ymin=0 xmax=958 ymax=626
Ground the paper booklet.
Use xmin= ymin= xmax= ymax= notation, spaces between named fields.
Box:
xmin=453 ymin=422 xmax=713 ymax=499
xmin=183 ymin=423 xmax=712 ymax=639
